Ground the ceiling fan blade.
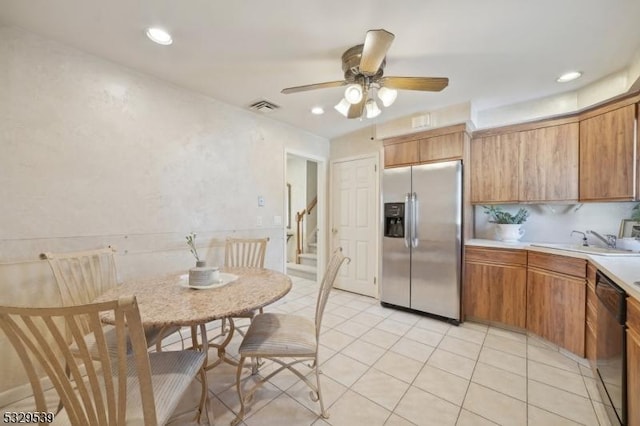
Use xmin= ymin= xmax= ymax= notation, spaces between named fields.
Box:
xmin=347 ymin=98 xmax=366 ymax=119
xmin=381 ymin=77 xmax=449 ymax=92
xmin=359 ymin=29 xmax=395 ymax=76
xmin=281 ymin=80 xmax=347 ymax=94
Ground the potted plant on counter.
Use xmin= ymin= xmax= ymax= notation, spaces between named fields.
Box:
xmin=483 ymin=206 xmax=529 ymax=243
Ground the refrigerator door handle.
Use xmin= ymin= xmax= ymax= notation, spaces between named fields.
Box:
xmin=411 ymin=192 xmax=419 ymax=248
xmin=404 ymin=193 xmax=411 ymax=248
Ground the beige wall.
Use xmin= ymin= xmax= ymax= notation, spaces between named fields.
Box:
xmin=0 ymin=26 xmax=328 ymax=401
xmin=330 ymin=125 xmax=381 ymax=160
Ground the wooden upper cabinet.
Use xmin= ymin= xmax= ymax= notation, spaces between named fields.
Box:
xmin=471 ymin=121 xmax=579 ymax=204
xmin=470 ymin=134 xmax=519 ymax=203
xmin=419 ymin=132 xmax=463 ymax=163
xmin=383 ymin=124 xmax=467 ymax=168
xmin=518 ymin=123 xmax=579 ymax=202
xmin=579 ymin=104 xmax=636 ymax=201
xmin=384 ymin=140 xmax=419 ymax=167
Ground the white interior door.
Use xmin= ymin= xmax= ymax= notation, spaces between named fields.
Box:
xmin=330 ymin=155 xmax=378 ymax=297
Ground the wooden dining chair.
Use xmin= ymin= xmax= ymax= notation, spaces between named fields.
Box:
xmin=219 ymin=238 xmax=269 ymax=335
xmin=224 ymin=237 xmax=269 ymax=268
xmin=43 ymin=248 xmax=180 ymax=352
xmin=0 ymin=296 xmax=209 ymax=425
xmin=232 ymin=248 xmax=349 ymax=424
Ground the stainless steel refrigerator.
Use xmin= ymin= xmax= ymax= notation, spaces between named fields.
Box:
xmin=381 ymin=160 xmax=462 ymax=323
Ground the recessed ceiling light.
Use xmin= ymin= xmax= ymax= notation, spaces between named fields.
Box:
xmin=146 ymin=27 xmax=173 ymax=45
xmin=311 ymin=106 xmax=324 ymax=115
xmin=557 ymin=71 xmax=582 ymax=83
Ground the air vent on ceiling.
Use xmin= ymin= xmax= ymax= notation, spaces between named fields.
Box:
xmin=249 ymin=99 xmax=280 ymax=113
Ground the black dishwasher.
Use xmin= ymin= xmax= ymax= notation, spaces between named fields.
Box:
xmin=595 ymin=271 xmax=627 ymax=425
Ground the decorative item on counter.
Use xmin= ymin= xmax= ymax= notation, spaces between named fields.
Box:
xmin=483 ymin=205 xmax=529 ymax=243
xmin=618 ymin=205 xmax=640 ymax=241
xmin=186 ymin=232 xmax=205 ymax=267
xmin=185 ymin=232 xmax=217 ymax=286
xmin=189 ymin=266 xmax=219 ymax=287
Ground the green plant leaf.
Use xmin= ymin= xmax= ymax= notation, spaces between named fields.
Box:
xmin=483 ymin=205 xmax=529 ymax=224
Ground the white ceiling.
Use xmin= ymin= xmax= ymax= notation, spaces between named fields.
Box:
xmin=1 ymin=0 xmax=640 ymax=139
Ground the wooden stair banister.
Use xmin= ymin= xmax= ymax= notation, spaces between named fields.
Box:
xmin=295 ymin=196 xmax=317 ymax=264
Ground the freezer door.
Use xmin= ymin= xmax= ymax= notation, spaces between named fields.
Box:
xmin=410 ymin=161 xmax=462 ymax=320
xmin=381 ymin=166 xmax=411 ymax=308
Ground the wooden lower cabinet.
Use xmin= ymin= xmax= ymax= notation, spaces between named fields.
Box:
xmin=526 ymin=266 xmax=586 ymax=357
xmin=628 ymin=297 xmax=640 ymax=426
xmin=464 ymin=247 xmax=526 ymax=328
xmin=464 ymin=247 xmax=593 ymax=357
xmin=585 ymin=263 xmax=597 ymax=367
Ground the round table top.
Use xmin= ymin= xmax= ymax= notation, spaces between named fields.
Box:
xmin=96 ymin=267 xmax=292 ymax=327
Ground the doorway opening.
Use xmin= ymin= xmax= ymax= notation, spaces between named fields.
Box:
xmin=285 ymin=152 xmax=323 ymax=282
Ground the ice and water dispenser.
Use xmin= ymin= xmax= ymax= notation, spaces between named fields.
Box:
xmin=384 ymin=202 xmax=405 ymax=238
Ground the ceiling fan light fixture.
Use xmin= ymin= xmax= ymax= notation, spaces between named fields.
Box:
xmin=146 ymin=27 xmax=173 ymax=45
xmin=334 ymin=98 xmax=350 ymax=117
xmin=344 ymin=84 xmax=363 ymax=104
xmin=377 ymin=86 xmax=398 ymax=107
xmin=365 ymin=99 xmax=381 ymax=119
xmin=280 ymin=29 xmax=449 ymax=121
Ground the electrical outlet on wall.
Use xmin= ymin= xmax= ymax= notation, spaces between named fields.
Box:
xmin=256 ymin=216 xmax=263 ymax=226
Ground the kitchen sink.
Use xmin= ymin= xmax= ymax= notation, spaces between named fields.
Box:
xmin=530 ymin=243 xmax=640 ymax=257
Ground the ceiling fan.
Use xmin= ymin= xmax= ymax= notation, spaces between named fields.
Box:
xmin=281 ymin=29 xmax=449 ymax=119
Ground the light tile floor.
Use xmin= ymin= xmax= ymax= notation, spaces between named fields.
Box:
xmin=3 ymin=275 xmax=613 ymax=426
xmin=184 ymin=276 xmax=613 ymax=426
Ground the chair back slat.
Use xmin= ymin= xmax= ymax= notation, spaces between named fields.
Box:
xmin=44 ymin=248 xmax=118 ymax=339
xmin=225 ymin=238 xmax=269 ymax=268
xmin=45 ymin=248 xmax=118 ymax=305
xmin=315 ymin=248 xmax=349 ymax=338
xmin=0 ymin=297 xmax=158 ymax=425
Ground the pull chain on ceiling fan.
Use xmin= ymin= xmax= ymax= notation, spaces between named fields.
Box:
xmin=281 ymin=29 xmax=449 ymax=119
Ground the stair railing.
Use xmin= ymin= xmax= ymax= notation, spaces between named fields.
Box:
xmin=295 ymin=196 xmax=317 ymax=264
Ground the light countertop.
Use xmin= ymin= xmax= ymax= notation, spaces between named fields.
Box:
xmin=466 ymin=239 xmax=640 ymax=301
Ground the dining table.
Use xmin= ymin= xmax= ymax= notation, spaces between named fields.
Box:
xmin=95 ymin=266 xmax=292 ymax=370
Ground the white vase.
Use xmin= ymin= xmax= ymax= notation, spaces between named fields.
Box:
xmin=495 ymin=224 xmax=525 ymax=243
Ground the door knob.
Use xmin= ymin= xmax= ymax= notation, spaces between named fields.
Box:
xmin=332 ymin=228 xmax=338 ymax=234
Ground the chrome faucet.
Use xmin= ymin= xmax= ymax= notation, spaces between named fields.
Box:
xmin=571 ymin=230 xmax=588 ymax=246
xmin=586 ymin=230 xmax=617 ymax=249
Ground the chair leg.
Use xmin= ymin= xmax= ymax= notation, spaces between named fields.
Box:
xmin=196 ymin=366 xmax=210 ymax=425
xmin=314 ymin=360 xmax=328 ymax=419
xmin=231 ymin=356 xmax=247 ymax=426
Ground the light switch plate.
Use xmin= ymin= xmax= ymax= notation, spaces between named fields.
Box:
xmin=258 ymin=196 xmax=265 ymax=207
